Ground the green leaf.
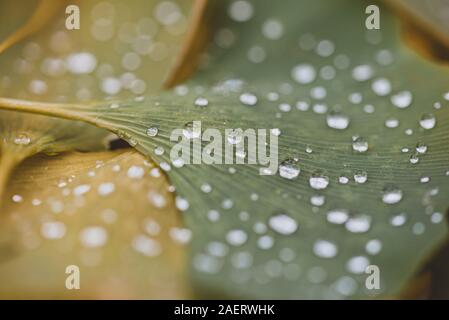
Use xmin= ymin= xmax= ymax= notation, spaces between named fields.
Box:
xmin=2 ymin=0 xmax=449 ymax=299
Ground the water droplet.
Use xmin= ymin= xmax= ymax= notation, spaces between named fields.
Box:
xmin=419 ymin=113 xmax=436 ymax=130
xmin=73 ymin=184 xmax=91 ymax=196
xmin=382 ymin=186 xmax=402 ymax=204
xmin=352 ymin=65 xmax=373 ymax=81
xmin=41 ymin=221 xmax=66 ymax=240
xmin=365 ymin=239 xmax=382 ymax=255
xmin=310 ymin=194 xmax=325 ymax=206
xmin=326 ymin=209 xmax=349 ymax=224
xmin=309 ymin=173 xmax=329 ymax=190
xmin=390 ymin=213 xmax=407 ymax=226
xmin=420 ymin=176 xmax=430 ymax=183
xmin=183 ymin=121 xmax=201 ymax=139
xmin=279 ymin=103 xmax=291 ymax=112
xmin=148 ymin=191 xmax=167 ymax=208
xmin=371 ymin=78 xmax=391 ymax=96
xmin=257 ymin=235 xmax=274 ymax=250
xmin=66 ymin=52 xmax=97 ymax=74
xmin=334 ymin=276 xmax=358 ymax=296
xmin=169 ymin=227 xmax=192 ymax=244
xmin=271 ymin=128 xmax=281 ymax=136
xmin=338 ymin=175 xmax=349 ymax=184
xmin=175 ymin=196 xmax=189 ymax=211
xmin=391 ymin=91 xmax=412 ymax=108
xmin=326 ymin=112 xmax=350 ymax=130
xmin=315 ymin=40 xmax=335 ymax=57
xmin=226 ymin=229 xmax=248 ymax=246
xmin=194 ymin=96 xmax=209 ymax=107
xmin=345 ymin=215 xmax=371 ymax=233
xmin=239 ymin=92 xmax=258 ymax=106
xmin=352 ymin=136 xmax=368 ymax=153
xmin=346 ymin=256 xmax=370 ymax=274
xmin=291 ymin=64 xmax=316 ymax=84
xmin=228 ymin=0 xmax=253 ymax=22
xmin=98 ymin=182 xmax=115 ymax=196
xmin=268 ymin=213 xmax=298 ymax=235
xmin=13 ymin=133 xmax=31 ymax=145
xmin=385 ymin=118 xmax=399 ymax=128
xmin=354 ymin=171 xmax=368 ymax=184
xmin=296 ymin=101 xmax=309 ymax=111
xmin=200 ymin=183 xmax=212 ymax=193
xmin=416 ymin=142 xmax=427 ymax=154
xmin=227 ymin=129 xmax=242 ymax=144
xmin=279 ymin=158 xmax=300 ymax=180
xmin=80 ymin=226 xmax=108 ymax=248
xmin=133 ymin=234 xmax=161 ymax=256
xmin=409 ymin=153 xmax=420 ymax=164
xmin=262 ymin=19 xmax=284 ymax=40
xmin=146 ymin=127 xmax=159 ymax=137
xmin=313 ymin=240 xmax=338 ymax=258
xmin=10 ymin=195 xmax=24 ymax=206
xmin=310 ymin=86 xmax=327 ymax=100
xmin=127 ymin=165 xmax=145 ymax=179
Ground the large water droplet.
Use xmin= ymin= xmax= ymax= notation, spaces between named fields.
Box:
xmin=354 ymin=171 xmax=368 ymax=184
xmin=227 ymin=130 xmax=243 ymax=145
xmin=279 ymin=158 xmax=300 ymax=179
xmin=345 ymin=215 xmax=371 ymax=233
xmin=309 ymin=173 xmax=329 ymax=190
xmin=146 ymin=127 xmax=158 ymax=137
xmin=352 ymin=136 xmax=368 ymax=153
xmin=327 ymin=209 xmax=349 ymax=224
xmin=326 ymin=112 xmax=350 ymax=130
xmin=382 ymin=186 xmax=403 ymax=204
xmin=352 ymin=65 xmax=373 ymax=81
xmin=313 ymin=240 xmax=338 ymax=258
xmin=391 ymin=91 xmax=412 ymax=108
xmin=226 ymin=229 xmax=248 ymax=246
xmin=291 ymin=64 xmax=316 ymax=84
xmin=239 ymin=92 xmax=258 ymax=106
xmin=183 ymin=121 xmax=201 ymax=139
xmin=268 ymin=213 xmax=298 ymax=235
xmin=371 ymin=78 xmax=391 ymax=96
xmin=419 ymin=113 xmax=436 ymax=130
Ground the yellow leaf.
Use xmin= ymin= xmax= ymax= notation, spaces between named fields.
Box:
xmin=0 ymin=150 xmax=190 ymax=299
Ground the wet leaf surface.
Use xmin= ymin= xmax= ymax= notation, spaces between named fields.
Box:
xmin=2 ymin=0 xmax=449 ymax=299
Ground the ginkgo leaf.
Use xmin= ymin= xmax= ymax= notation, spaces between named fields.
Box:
xmin=0 ymin=0 xmax=207 ymax=199
xmin=2 ymin=0 xmax=449 ymax=299
xmin=0 ymin=150 xmax=190 ymax=299
xmin=0 ymin=110 xmax=109 ymax=201
xmin=387 ymin=0 xmax=449 ymax=53
xmin=0 ymin=0 xmax=64 ymax=54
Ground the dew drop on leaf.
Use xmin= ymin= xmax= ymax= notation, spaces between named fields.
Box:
xmin=268 ymin=213 xmax=298 ymax=235
xmin=279 ymin=158 xmax=300 ymax=179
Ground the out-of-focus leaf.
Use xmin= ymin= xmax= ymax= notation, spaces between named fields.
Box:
xmin=387 ymin=0 xmax=449 ymax=53
xmin=0 ymin=110 xmax=108 ymax=201
xmin=0 ymin=0 xmax=208 ymax=197
xmin=0 ymin=0 xmax=64 ymax=54
xmin=2 ymin=0 xmax=449 ymax=299
xmin=0 ymin=150 xmax=190 ymax=299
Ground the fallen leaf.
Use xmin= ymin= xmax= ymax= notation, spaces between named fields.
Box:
xmin=0 ymin=150 xmax=190 ymax=299
xmin=2 ymin=0 xmax=449 ymax=299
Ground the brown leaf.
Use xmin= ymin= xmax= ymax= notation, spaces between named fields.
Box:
xmin=0 ymin=150 xmax=191 ymax=299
